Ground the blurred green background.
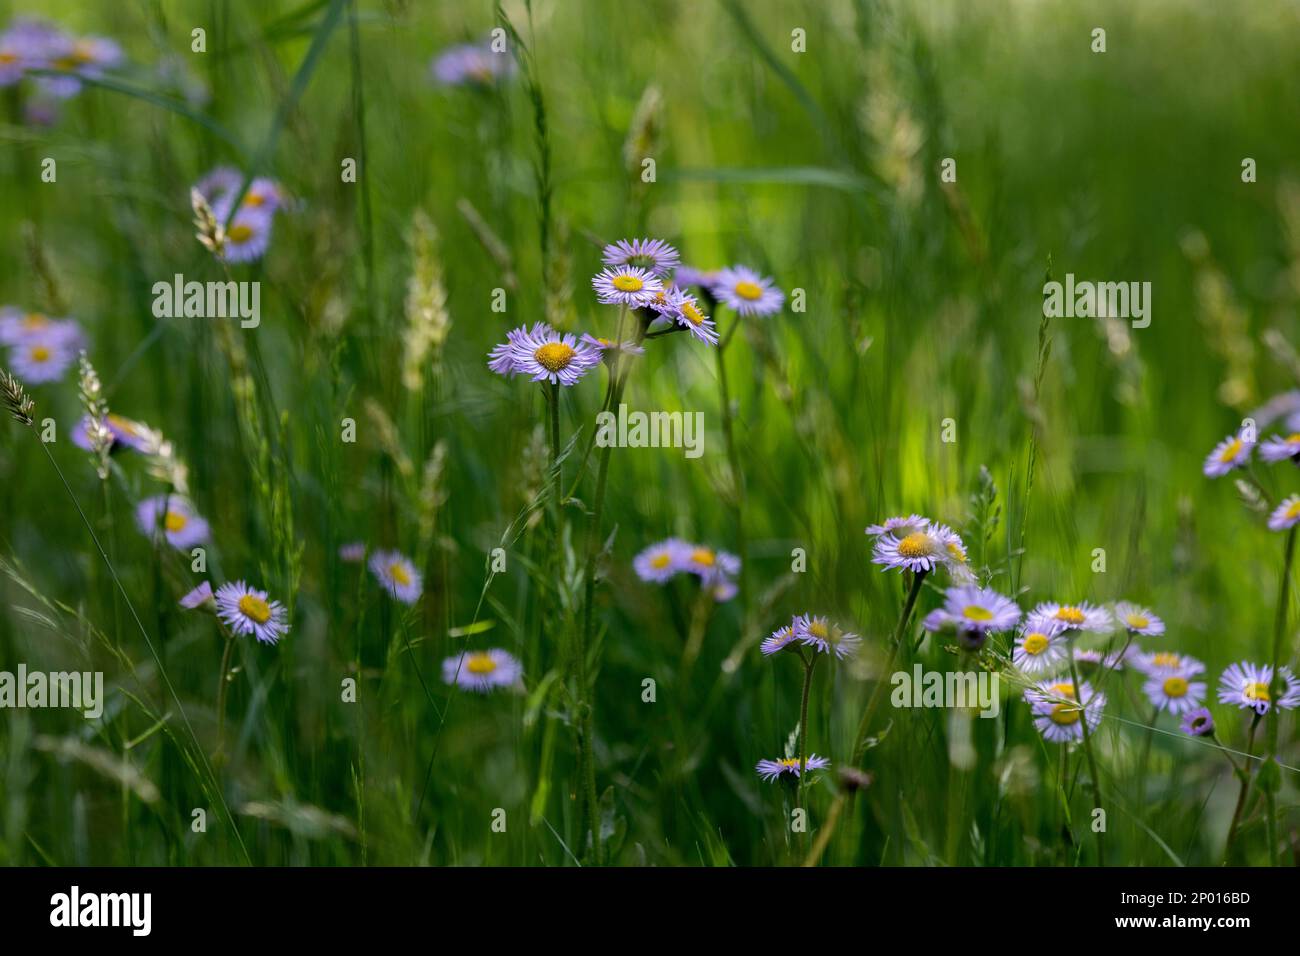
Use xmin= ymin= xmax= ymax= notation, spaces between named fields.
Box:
xmin=2 ymin=0 xmax=1300 ymax=866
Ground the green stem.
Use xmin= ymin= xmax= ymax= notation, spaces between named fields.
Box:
xmin=1264 ymin=525 xmax=1296 ymax=866
xmin=1067 ymin=641 xmax=1105 ymax=866
xmin=1225 ymin=713 xmax=1262 ymax=862
xmin=853 ymin=570 xmax=926 ymax=762
xmin=714 ymin=316 xmax=748 ymax=625
xmin=215 ymin=632 xmax=235 ymax=761
xmin=796 ymin=652 xmax=818 ymax=808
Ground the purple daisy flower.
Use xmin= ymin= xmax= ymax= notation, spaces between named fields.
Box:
xmin=1268 ymin=495 xmax=1300 ymax=532
xmin=368 ymin=549 xmax=422 ymax=605
xmin=1112 ymin=601 xmax=1164 ymax=636
xmin=793 ymin=613 xmax=861 ymax=659
xmin=441 ymin=648 xmax=523 ymax=692
xmin=430 ymin=41 xmax=514 ymax=87
xmin=710 ymin=577 xmax=739 ymax=603
xmin=8 ymin=336 xmax=76 ymax=383
xmin=135 ymin=495 xmax=210 ymax=551
xmin=1012 ymin=620 xmax=1067 ymax=675
xmin=671 ymin=266 xmax=718 ymax=291
xmin=41 ymin=32 xmax=123 ymax=98
xmin=712 ymin=266 xmax=784 ymax=317
xmin=1203 ymin=430 xmax=1254 ymax=478
xmin=0 ymin=21 xmax=56 ymax=86
xmin=923 ymin=585 xmax=1021 ymax=636
xmin=1025 ymin=601 xmax=1113 ymax=635
xmin=601 ymin=238 xmax=680 ymax=277
xmin=1131 ymin=650 xmax=1198 ymax=677
xmin=1218 ymin=661 xmax=1300 ymax=715
xmin=579 ymin=333 xmax=646 ymax=360
xmin=487 ymin=322 xmax=547 ymax=377
xmin=71 ymin=412 xmax=152 ymax=453
xmin=0 ymin=309 xmax=83 ymax=347
xmin=338 ymin=541 xmax=366 ymax=563
xmin=592 ymin=265 xmax=663 ymax=308
xmin=1258 ymin=433 xmax=1300 ymax=463
xmin=756 ymin=754 xmax=830 ymax=782
xmin=1180 ymin=707 xmax=1215 ymax=737
xmin=682 ymin=544 xmax=740 ymax=584
xmin=178 ymin=581 xmax=214 ymax=610
xmin=865 ymin=514 xmax=931 ymax=538
xmin=1143 ymin=665 xmax=1207 ymax=715
xmin=871 ymin=525 xmax=949 ymax=573
xmin=761 ymin=622 xmax=799 ymax=656
xmin=633 ymin=538 xmax=690 ymax=582
xmin=215 ymin=580 xmax=289 ymax=644
xmin=507 ymin=323 xmax=602 ymax=386
xmin=219 ymin=207 xmax=274 ymax=264
xmin=1024 ymin=677 xmax=1105 ymax=743
xmin=652 ymin=286 xmax=719 ymax=345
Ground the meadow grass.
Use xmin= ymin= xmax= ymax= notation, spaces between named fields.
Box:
xmin=2 ymin=0 xmax=1300 ymax=867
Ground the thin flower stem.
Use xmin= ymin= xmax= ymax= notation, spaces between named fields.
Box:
xmin=796 ymin=651 xmax=819 ymax=813
xmin=1067 ymin=641 xmax=1105 ymax=865
xmin=714 ymin=315 xmax=748 ymax=626
xmin=1225 ymin=712 xmax=1262 ymax=862
xmin=853 ymin=570 xmax=927 ymax=762
xmin=1135 ymin=703 xmax=1159 ymax=810
xmin=214 ymin=632 xmax=235 ymax=761
xmin=1264 ymin=525 xmax=1296 ymax=866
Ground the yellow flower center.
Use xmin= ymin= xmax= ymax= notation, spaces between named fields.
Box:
xmin=691 ymin=548 xmax=715 ymax=567
xmin=22 ymin=313 xmax=47 ymax=329
xmin=1287 ymin=433 xmax=1300 ymax=445
xmin=164 ymin=511 xmax=188 ymax=533
xmin=1244 ymin=682 xmax=1270 ymax=703
xmin=1023 ymin=633 xmax=1049 ymax=655
xmin=896 ymin=532 xmax=933 ymax=558
xmin=1055 ymin=606 xmax=1086 ymax=625
xmin=962 ymin=605 xmax=993 ymax=622
xmin=650 ymin=553 xmax=671 ymax=569
xmin=238 ymin=594 xmax=271 ymax=624
xmin=0 ymin=52 xmax=17 ymax=65
xmin=1162 ymin=676 xmax=1189 ymax=698
xmin=612 ymin=274 xmax=644 ymax=293
xmin=734 ymin=280 xmax=763 ymax=300
xmin=1152 ymin=652 xmax=1181 ymax=668
xmin=778 ymin=758 xmax=804 ymax=769
xmin=947 ymin=541 xmax=967 ymax=562
xmin=1125 ymin=613 xmax=1149 ymax=630
xmin=682 ymin=302 xmax=705 ymax=326
xmin=534 ymin=342 xmax=575 ymax=372
xmin=30 ymin=345 xmax=51 ymax=363
xmin=389 ymin=562 xmax=412 ymax=586
xmin=466 ymin=652 xmax=498 ymax=675
xmin=1287 ymin=500 xmax=1300 ymax=521
xmin=228 ymin=223 xmax=254 ymax=243
xmin=1218 ymin=437 xmax=1243 ymax=463
xmin=808 ymin=621 xmax=829 ymax=638
xmin=1049 ymin=703 xmax=1081 ymax=726
xmin=106 ymin=414 xmax=138 ymax=436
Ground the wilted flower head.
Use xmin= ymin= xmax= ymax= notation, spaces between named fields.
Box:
xmin=602 ymin=238 xmax=680 ymax=277
xmin=215 ymin=580 xmax=289 ymax=645
xmin=1180 ymin=707 xmax=1215 ymax=738
xmin=441 ymin=648 xmax=523 ymax=692
xmin=712 ymin=265 xmax=784 ymax=316
xmin=368 ymin=549 xmax=422 ymax=605
xmin=1203 ymin=430 xmax=1254 ymax=478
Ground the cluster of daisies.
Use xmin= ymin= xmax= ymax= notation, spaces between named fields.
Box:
xmin=866 ymin=512 xmax=1300 ymax=745
xmin=487 ymin=238 xmax=783 ymax=385
xmin=0 ymin=308 xmax=86 ymax=385
xmin=761 ymin=613 xmax=861 ymax=660
xmin=430 ymin=36 xmax=515 ymax=88
xmin=192 ymin=167 xmax=287 ymax=264
xmin=0 ymin=18 xmax=122 ymax=123
xmin=633 ymin=538 xmax=740 ymax=602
